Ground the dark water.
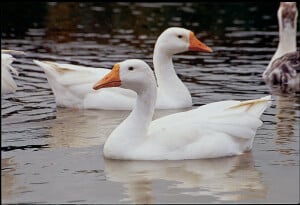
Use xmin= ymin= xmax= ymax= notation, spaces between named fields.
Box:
xmin=1 ymin=2 xmax=299 ymax=203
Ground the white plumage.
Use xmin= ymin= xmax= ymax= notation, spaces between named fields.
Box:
xmin=33 ymin=27 xmax=212 ymax=110
xmin=1 ymin=52 xmax=18 ymax=95
xmin=94 ymin=59 xmax=271 ymax=160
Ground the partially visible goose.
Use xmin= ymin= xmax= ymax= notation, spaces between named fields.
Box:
xmin=33 ymin=27 xmax=212 ymax=110
xmin=1 ymin=50 xmax=24 ymax=95
xmin=263 ymin=2 xmax=299 ymax=91
xmin=266 ymin=51 xmax=299 ymax=93
xmin=93 ymin=59 xmax=271 ymax=160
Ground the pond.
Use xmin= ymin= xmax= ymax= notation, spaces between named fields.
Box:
xmin=1 ymin=2 xmax=299 ymax=203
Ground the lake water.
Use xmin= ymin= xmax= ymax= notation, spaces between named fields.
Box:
xmin=1 ymin=2 xmax=299 ymax=204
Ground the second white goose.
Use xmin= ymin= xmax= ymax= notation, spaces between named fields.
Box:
xmin=34 ymin=27 xmax=212 ymax=110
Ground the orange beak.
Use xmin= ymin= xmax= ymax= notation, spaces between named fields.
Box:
xmin=93 ymin=64 xmax=121 ymax=90
xmin=189 ymin=32 xmax=213 ymax=52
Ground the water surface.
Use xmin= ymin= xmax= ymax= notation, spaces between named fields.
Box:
xmin=1 ymin=2 xmax=299 ymax=204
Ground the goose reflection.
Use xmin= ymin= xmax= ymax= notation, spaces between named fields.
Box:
xmin=1 ymin=157 xmax=17 ymax=200
xmin=46 ymin=108 xmax=127 ymax=148
xmin=104 ymin=153 xmax=268 ymax=203
xmin=265 ymin=83 xmax=299 ymax=96
xmin=1 ymin=157 xmax=29 ymax=200
xmin=275 ymin=94 xmax=299 ymax=155
xmin=46 ymin=108 xmax=190 ymax=148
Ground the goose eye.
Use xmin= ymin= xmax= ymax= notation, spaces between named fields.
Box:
xmin=128 ymin=66 xmax=134 ymax=71
xmin=177 ymin=35 xmax=182 ymax=39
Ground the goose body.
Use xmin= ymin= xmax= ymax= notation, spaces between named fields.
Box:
xmin=34 ymin=27 xmax=212 ymax=110
xmin=264 ymin=51 xmax=300 ymax=92
xmin=263 ymin=2 xmax=299 ymax=90
xmin=93 ymin=59 xmax=271 ymax=160
xmin=32 ymin=61 xmax=137 ymax=109
xmin=1 ymin=52 xmax=18 ymax=95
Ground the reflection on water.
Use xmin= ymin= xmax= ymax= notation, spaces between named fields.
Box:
xmin=1 ymin=157 xmax=16 ymax=199
xmin=104 ymin=153 xmax=267 ymax=203
xmin=46 ymin=108 xmax=191 ymax=148
xmin=47 ymin=108 xmax=127 ymax=148
xmin=265 ymin=83 xmax=300 ymax=97
xmin=275 ymin=95 xmax=299 ymax=156
xmin=1 ymin=2 xmax=300 ymax=204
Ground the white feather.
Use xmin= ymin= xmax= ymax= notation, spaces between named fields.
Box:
xmin=33 ymin=27 xmax=212 ymax=110
xmin=1 ymin=53 xmax=18 ymax=95
xmin=101 ymin=60 xmax=271 ymax=160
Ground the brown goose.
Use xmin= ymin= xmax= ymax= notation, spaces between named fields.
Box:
xmin=263 ymin=2 xmax=299 ymax=92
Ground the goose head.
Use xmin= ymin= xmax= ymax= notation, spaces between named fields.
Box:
xmin=278 ymin=2 xmax=298 ymax=31
xmin=155 ymin=27 xmax=213 ymax=55
xmin=93 ymin=59 xmax=155 ymax=94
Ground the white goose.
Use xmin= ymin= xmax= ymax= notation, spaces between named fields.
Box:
xmin=33 ymin=27 xmax=212 ymax=110
xmin=93 ymin=59 xmax=271 ymax=160
xmin=1 ymin=50 xmax=24 ymax=95
xmin=263 ymin=2 xmax=299 ymax=91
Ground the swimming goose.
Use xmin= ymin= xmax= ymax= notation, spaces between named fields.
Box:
xmin=93 ymin=59 xmax=271 ymax=160
xmin=263 ymin=2 xmax=299 ymax=91
xmin=266 ymin=51 xmax=299 ymax=93
xmin=33 ymin=27 xmax=212 ymax=110
xmin=1 ymin=50 xmax=24 ymax=95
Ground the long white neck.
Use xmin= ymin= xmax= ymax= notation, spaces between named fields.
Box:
xmin=275 ymin=28 xmax=297 ymax=59
xmin=264 ymin=22 xmax=297 ymax=77
xmin=269 ymin=22 xmax=297 ymax=67
xmin=125 ymin=84 xmax=157 ymax=134
xmin=153 ymin=44 xmax=192 ymax=107
xmin=103 ymin=81 xmax=157 ymax=159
